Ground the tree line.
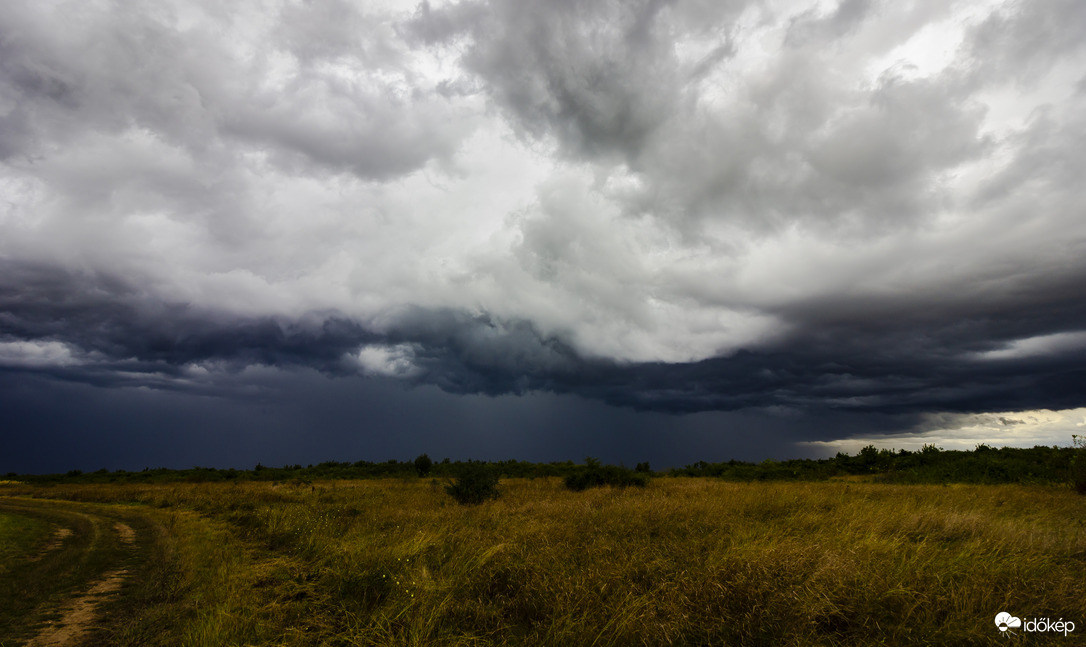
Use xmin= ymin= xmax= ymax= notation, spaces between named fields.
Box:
xmin=6 ymin=441 xmax=1084 ymax=489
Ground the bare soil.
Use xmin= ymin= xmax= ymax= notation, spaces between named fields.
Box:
xmin=28 ymin=526 xmax=72 ymax=562
xmin=24 ymin=523 xmax=136 ymax=647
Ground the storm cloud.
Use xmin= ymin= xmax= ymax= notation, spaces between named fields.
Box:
xmin=2 ymin=0 xmax=1085 ymax=469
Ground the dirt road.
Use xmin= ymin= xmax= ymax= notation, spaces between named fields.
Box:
xmin=0 ymin=499 xmax=145 ymax=646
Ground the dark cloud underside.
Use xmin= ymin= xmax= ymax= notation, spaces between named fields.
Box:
xmin=2 ymin=0 xmax=1085 ymax=467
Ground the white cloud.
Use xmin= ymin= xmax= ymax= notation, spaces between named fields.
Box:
xmin=0 ymin=340 xmax=81 ymax=368
xmin=353 ymin=344 xmax=422 ymax=377
xmin=804 ymin=407 xmax=1086 ymax=453
xmin=973 ymin=331 xmax=1086 ymax=361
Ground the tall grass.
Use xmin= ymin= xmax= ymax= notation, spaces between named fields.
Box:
xmin=4 ymin=478 xmax=1085 ymax=645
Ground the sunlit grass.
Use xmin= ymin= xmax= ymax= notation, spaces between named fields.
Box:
xmin=4 ymin=478 xmax=1084 ymax=645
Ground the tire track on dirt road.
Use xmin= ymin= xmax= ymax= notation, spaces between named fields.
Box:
xmin=28 ymin=526 xmax=73 ymax=562
xmin=0 ymin=499 xmax=145 ymax=646
xmin=25 ymin=522 xmax=137 ymax=647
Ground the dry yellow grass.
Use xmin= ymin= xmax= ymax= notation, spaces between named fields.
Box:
xmin=3 ymin=478 xmax=1084 ymax=645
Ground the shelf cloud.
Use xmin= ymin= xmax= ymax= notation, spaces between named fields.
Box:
xmin=2 ymin=0 xmax=1084 ymax=469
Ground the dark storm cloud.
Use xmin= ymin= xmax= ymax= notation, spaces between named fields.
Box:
xmin=2 ymin=365 xmax=900 ymax=474
xmin=4 ymin=256 xmax=1083 ymax=417
xmin=0 ymin=264 xmax=373 ymax=366
xmin=2 ymin=0 xmax=1086 ymax=457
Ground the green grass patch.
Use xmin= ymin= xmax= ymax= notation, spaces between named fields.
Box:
xmin=0 ymin=510 xmax=51 ymax=573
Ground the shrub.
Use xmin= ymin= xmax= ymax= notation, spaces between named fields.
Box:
xmin=414 ymin=453 xmax=433 ymax=477
xmin=564 ymin=458 xmax=649 ymax=492
xmin=445 ymin=462 xmax=500 ymax=505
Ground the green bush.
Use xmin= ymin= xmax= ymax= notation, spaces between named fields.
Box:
xmin=564 ymin=458 xmax=649 ymax=492
xmin=445 ymin=462 xmax=500 ymax=505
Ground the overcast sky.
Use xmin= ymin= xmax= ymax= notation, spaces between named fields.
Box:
xmin=2 ymin=0 xmax=1085 ymax=473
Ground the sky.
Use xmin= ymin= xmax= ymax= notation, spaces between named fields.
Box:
xmin=2 ymin=0 xmax=1085 ymax=474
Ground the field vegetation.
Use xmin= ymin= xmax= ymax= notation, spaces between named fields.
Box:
xmin=0 ymin=498 xmax=152 ymax=643
xmin=3 ymin=472 xmax=1085 ymax=645
xmin=0 ymin=508 xmax=51 ymax=570
xmin=6 ymin=443 xmax=1079 ymax=487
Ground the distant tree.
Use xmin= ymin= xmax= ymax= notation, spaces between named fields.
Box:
xmin=635 ymin=462 xmax=651 ymax=473
xmin=858 ymin=445 xmax=879 ymax=468
xmin=1072 ymin=435 xmax=1086 ymax=495
xmin=414 ymin=453 xmax=433 ymax=477
xmin=565 ymin=457 xmax=649 ymax=491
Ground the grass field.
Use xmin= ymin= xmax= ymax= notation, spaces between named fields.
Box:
xmin=0 ymin=509 xmax=51 ymax=571
xmin=2 ymin=478 xmax=1084 ymax=645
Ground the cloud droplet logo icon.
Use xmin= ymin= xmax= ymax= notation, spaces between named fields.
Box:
xmin=995 ymin=612 xmax=1022 ymax=632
